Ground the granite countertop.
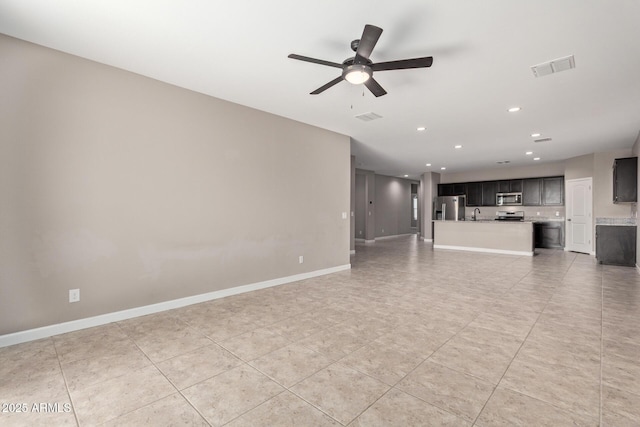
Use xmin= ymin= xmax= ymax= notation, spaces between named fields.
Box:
xmin=596 ymin=217 xmax=637 ymax=226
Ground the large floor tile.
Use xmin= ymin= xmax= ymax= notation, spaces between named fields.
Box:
xmin=249 ymin=342 xmax=333 ymax=387
xmin=476 ymin=387 xmax=598 ymax=426
xmin=427 ymin=326 xmax=523 ymax=384
xmin=500 ymin=352 xmax=600 ymax=418
xmin=156 ymin=343 xmax=242 ymax=390
xmin=339 ymin=340 xmax=426 ymax=386
xmin=219 ymin=327 xmax=291 ymax=361
xmin=101 ymin=393 xmax=208 ymax=426
xmin=397 ymin=360 xmax=495 ymax=422
xmin=225 ymin=391 xmax=340 ymax=427
xmin=182 ymin=364 xmax=284 ymax=426
xmin=70 ymin=365 xmax=176 ymax=426
xmin=350 ymin=388 xmax=469 ymax=426
xmin=601 ymin=385 xmax=640 ymax=426
xmin=290 ymin=363 xmax=390 ymax=425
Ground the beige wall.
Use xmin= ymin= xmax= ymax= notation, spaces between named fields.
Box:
xmin=0 ymin=35 xmax=351 ymax=335
xmin=564 ymin=154 xmax=594 ymax=181
xmin=441 ymin=162 xmax=565 ymax=183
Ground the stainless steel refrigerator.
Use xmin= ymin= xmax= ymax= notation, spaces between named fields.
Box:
xmin=434 ymin=195 xmax=466 ymax=221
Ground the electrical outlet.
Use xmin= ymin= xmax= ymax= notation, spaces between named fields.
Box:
xmin=69 ymin=289 xmax=80 ymax=303
xmin=341 ymin=212 xmax=347 ymax=219
xmin=298 ymin=256 xmax=304 ymax=264
xmin=537 ymin=212 xmax=540 ymax=216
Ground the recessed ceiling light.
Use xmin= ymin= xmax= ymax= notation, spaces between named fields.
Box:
xmin=441 ymin=167 xmax=446 ymax=170
xmin=426 ymin=163 xmax=431 ymax=167
xmin=526 ymin=151 xmax=533 ymax=155
xmin=533 ymin=157 xmax=541 ymax=161
xmin=454 ymin=145 xmax=463 ymax=149
xmin=508 ymin=107 xmax=521 ymax=113
xmin=404 ymin=174 xmax=409 ymax=177
xmin=417 ymin=127 xmax=426 ymax=131
xmin=531 ymin=133 xmax=541 ymax=137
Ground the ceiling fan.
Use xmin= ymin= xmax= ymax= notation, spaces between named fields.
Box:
xmin=288 ymin=24 xmax=433 ymax=97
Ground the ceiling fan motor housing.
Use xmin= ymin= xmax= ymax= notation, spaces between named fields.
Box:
xmin=343 ymin=64 xmax=372 ymax=84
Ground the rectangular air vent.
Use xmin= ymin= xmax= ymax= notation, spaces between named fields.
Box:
xmin=355 ymin=112 xmax=383 ymax=122
xmin=534 ymin=138 xmax=553 ymax=143
xmin=531 ymin=55 xmax=575 ymax=78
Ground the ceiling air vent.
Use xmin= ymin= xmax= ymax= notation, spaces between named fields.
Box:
xmin=531 ymin=55 xmax=575 ymax=78
xmin=496 ymin=160 xmax=511 ymax=164
xmin=354 ymin=112 xmax=383 ymax=122
xmin=534 ymin=138 xmax=553 ymax=143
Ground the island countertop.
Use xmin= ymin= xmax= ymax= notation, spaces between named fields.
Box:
xmin=433 ymin=220 xmax=534 ymax=256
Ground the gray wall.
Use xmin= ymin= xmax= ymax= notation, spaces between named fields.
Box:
xmin=633 ymin=133 xmax=640 ymax=269
xmin=0 ymin=35 xmax=351 ymax=335
xmin=350 ymin=155 xmax=356 ymax=252
xmin=419 ymin=172 xmax=440 ymax=241
xmin=374 ymin=175 xmax=414 ymax=238
xmin=354 ymin=174 xmax=366 ymax=239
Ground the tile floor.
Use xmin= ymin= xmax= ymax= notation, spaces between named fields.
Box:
xmin=1 ymin=235 xmax=640 ymax=426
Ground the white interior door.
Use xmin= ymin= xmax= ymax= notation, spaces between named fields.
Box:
xmin=565 ymin=178 xmax=593 ymax=254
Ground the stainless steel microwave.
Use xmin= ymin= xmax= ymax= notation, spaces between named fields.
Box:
xmin=496 ymin=192 xmax=523 ymax=206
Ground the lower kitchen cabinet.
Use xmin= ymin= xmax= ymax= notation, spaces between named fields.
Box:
xmin=596 ymin=225 xmax=637 ymax=267
xmin=534 ymin=221 xmax=564 ymax=248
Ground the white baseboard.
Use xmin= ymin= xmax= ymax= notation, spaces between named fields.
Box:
xmin=0 ymin=264 xmax=351 ymax=348
xmin=423 ymin=238 xmax=433 ymax=242
xmin=375 ymin=233 xmax=415 ymax=241
xmin=434 ymin=244 xmax=533 ymax=257
xmin=355 ymin=238 xmax=365 ymax=243
xmin=364 ymin=239 xmax=375 ymax=244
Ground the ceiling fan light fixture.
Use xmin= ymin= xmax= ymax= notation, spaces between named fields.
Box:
xmin=343 ymin=64 xmax=371 ymax=85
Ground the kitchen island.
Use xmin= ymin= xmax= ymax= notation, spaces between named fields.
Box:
xmin=433 ymin=220 xmax=535 ymax=256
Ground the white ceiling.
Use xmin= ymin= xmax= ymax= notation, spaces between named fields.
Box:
xmin=2 ymin=1 xmax=639 ymax=178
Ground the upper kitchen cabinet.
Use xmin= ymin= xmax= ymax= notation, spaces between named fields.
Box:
xmin=438 ymin=184 xmax=454 ymax=196
xmin=522 ymin=178 xmax=542 ymax=206
xmin=613 ymin=157 xmax=638 ymax=203
xmin=509 ymin=179 xmax=523 ymax=192
xmin=482 ymin=181 xmax=499 ymax=206
xmin=466 ymin=182 xmax=482 ymax=206
xmin=542 ymin=177 xmax=564 ymax=205
xmin=438 ymin=183 xmax=466 ymax=197
xmin=498 ymin=181 xmax=510 ymax=192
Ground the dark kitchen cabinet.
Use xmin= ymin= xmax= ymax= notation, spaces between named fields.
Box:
xmin=438 ymin=183 xmax=466 ymax=197
xmin=542 ymin=177 xmax=564 ymax=205
xmin=482 ymin=181 xmax=499 ymax=206
xmin=534 ymin=221 xmax=565 ymax=248
xmin=596 ymin=225 xmax=636 ymax=266
xmin=498 ymin=181 xmax=511 ymax=192
xmin=438 ymin=184 xmax=454 ymax=196
xmin=523 ymin=178 xmax=542 ymax=206
xmin=466 ymin=182 xmax=483 ymax=206
xmin=510 ymin=180 xmax=523 ymax=192
xmin=613 ymin=157 xmax=637 ymax=203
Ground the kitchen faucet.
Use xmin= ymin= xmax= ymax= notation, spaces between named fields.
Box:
xmin=472 ymin=208 xmax=481 ymax=221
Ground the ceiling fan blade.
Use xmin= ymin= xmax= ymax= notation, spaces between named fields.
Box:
xmin=288 ymin=54 xmax=343 ymax=69
xmin=354 ymin=24 xmax=383 ymax=64
xmin=310 ymin=76 xmax=344 ymax=95
xmin=371 ymin=56 xmax=434 ymax=72
xmin=364 ymin=77 xmax=387 ymax=97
